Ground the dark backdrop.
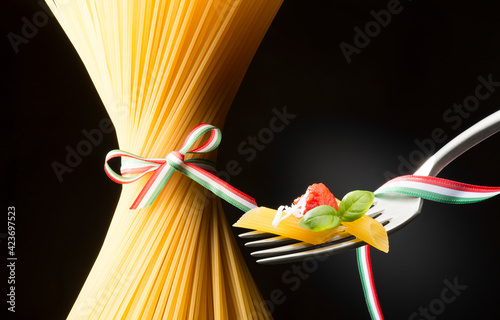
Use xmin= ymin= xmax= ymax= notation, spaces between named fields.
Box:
xmin=2 ymin=1 xmax=500 ymax=319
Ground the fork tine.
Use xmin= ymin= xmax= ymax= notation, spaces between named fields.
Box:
xmin=238 ymin=230 xmax=273 ymax=239
xmin=255 ymin=238 xmax=366 ymax=265
xmin=249 ymin=232 xmax=353 ymax=257
xmin=366 ymin=200 xmax=384 ymax=217
xmin=245 ymin=235 xmax=297 ymax=247
xmin=251 ymin=241 xmax=315 ymax=257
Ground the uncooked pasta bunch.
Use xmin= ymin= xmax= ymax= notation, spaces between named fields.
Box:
xmin=45 ymin=0 xmax=283 ymax=318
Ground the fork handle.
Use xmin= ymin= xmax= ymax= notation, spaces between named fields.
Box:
xmin=415 ymin=109 xmax=500 ymax=177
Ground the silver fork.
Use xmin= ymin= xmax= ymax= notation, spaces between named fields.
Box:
xmin=239 ymin=110 xmax=500 ymax=264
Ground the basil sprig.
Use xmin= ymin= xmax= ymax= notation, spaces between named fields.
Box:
xmin=299 ymin=190 xmax=374 ymax=232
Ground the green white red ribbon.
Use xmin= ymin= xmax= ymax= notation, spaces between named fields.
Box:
xmin=104 ymin=124 xmax=257 ymax=212
xmin=357 ymin=174 xmax=500 ymax=320
xmin=374 ymin=175 xmax=500 ymax=203
xmin=357 ymin=245 xmax=383 ymax=320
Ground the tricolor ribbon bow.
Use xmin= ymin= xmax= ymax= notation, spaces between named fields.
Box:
xmin=104 ymin=124 xmax=257 ymax=211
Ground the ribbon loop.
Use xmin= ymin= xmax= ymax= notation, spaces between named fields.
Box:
xmin=104 ymin=150 xmax=163 ymax=184
xmin=104 ymin=124 xmax=257 ymax=211
xmin=178 ymin=124 xmax=221 ymax=155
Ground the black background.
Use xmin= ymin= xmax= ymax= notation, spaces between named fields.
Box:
xmin=2 ymin=1 xmax=500 ymax=319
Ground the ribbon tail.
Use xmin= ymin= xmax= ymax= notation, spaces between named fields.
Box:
xmin=130 ymin=163 xmax=175 ymax=209
xmin=167 ymin=152 xmax=257 ymax=212
xmin=357 ymin=245 xmax=384 ymax=320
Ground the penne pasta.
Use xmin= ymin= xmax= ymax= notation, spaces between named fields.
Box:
xmin=235 ymin=207 xmax=389 ymax=252
xmin=342 ymin=215 xmax=389 ymax=253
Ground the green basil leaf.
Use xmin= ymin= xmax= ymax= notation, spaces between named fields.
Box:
xmin=298 ymin=205 xmax=341 ymax=232
xmin=338 ymin=190 xmax=374 ymax=222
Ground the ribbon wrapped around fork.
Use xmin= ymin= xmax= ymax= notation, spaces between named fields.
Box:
xmin=358 ymin=174 xmax=500 ymax=320
xmin=104 ymin=124 xmax=258 ymax=211
xmin=374 ymin=175 xmax=500 ymax=203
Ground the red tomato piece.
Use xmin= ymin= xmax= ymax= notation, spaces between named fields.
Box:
xmin=293 ymin=183 xmax=339 ymax=216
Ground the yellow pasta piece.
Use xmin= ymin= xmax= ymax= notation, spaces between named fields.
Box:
xmin=342 ymin=215 xmax=389 ymax=253
xmin=234 ymin=207 xmax=389 ymax=252
xmin=234 ymin=207 xmax=347 ymax=245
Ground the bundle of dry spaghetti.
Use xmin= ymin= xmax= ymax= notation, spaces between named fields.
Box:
xmin=45 ymin=0 xmax=283 ymax=318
